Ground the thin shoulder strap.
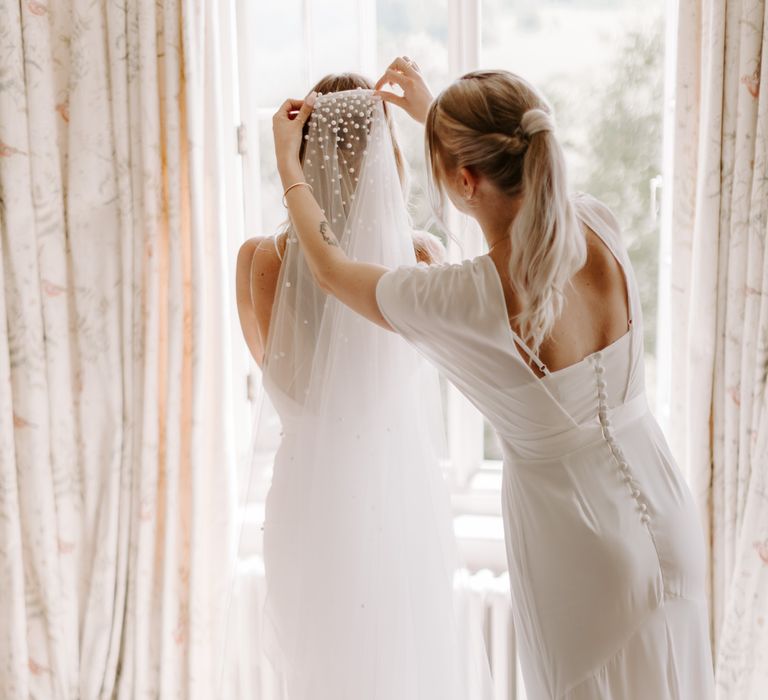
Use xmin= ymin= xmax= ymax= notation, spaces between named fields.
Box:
xmin=573 ymin=194 xmax=634 ymax=330
xmin=274 ymin=233 xmax=284 ymax=262
xmin=509 ymin=329 xmax=550 ymax=376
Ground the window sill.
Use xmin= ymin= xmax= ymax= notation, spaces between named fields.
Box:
xmin=454 ymin=513 xmax=507 ymax=573
xmin=450 ymin=460 xmax=503 ymax=515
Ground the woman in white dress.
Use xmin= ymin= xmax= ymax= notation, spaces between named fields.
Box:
xmin=236 ymin=73 xmax=491 ymax=699
xmin=271 ymin=58 xmax=716 ymax=699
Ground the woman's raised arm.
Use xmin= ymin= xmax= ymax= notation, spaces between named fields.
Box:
xmin=273 ymin=96 xmax=392 ymax=329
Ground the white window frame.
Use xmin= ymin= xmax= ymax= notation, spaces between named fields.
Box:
xmin=231 ymin=0 xmax=674 ymax=530
xmin=654 ymin=0 xmax=678 ymax=436
xmin=216 ymin=0 xmax=251 ymax=479
xmin=443 ymin=0 xmax=508 ymax=509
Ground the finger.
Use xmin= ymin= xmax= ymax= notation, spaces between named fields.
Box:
xmin=374 ymin=90 xmax=406 ymax=108
xmin=295 ymin=92 xmax=317 ymax=125
xmin=375 ymin=58 xmax=414 ymax=90
xmin=374 ymin=68 xmax=411 ymax=92
xmin=274 ymin=98 xmax=304 ymax=120
xmin=403 ymin=56 xmax=420 ymax=72
xmin=282 ymin=98 xmax=304 ymax=111
xmin=389 ymin=56 xmax=418 ymax=77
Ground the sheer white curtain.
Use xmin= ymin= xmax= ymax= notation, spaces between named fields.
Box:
xmin=668 ymin=0 xmax=768 ymax=697
xmin=0 ymin=1 xmax=235 ymax=697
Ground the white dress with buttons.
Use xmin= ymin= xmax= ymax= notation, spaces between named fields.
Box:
xmin=375 ymin=194 xmax=715 ymax=700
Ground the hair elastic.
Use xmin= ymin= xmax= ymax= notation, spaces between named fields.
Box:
xmin=521 ymin=108 xmax=554 ymax=136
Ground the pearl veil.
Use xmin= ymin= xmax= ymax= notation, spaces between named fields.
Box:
xmin=230 ymin=89 xmax=492 ymax=698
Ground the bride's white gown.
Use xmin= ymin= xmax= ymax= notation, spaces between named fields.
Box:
xmin=254 ymin=89 xmax=491 ymax=699
xmin=376 ymin=193 xmax=716 ymax=699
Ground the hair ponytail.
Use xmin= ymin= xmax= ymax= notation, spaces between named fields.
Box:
xmin=425 ymin=71 xmax=587 ymax=354
xmin=509 ymin=118 xmax=585 ymax=353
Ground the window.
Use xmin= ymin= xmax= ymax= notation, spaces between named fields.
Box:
xmin=234 ymin=0 xmax=669 ymax=533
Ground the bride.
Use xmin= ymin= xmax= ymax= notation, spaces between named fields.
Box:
xmin=236 ymin=74 xmax=444 ymax=367
xmin=235 ymin=73 xmax=489 ymax=699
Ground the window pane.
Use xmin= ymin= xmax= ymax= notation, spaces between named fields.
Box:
xmin=309 ymin=0 xmax=362 ymax=80
xmin=377 ymin=0 xmax=450 ymax=91
xmin=251 ymin=0 xmax=306 ymax=107
xmin=377 ymin=0 xmax=450 ymax=231
xmin=257 ymin=119 xmax=285 ymax=236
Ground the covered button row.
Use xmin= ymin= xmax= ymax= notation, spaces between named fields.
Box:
xmin=591 ymin=353 xmax=650 ymax=525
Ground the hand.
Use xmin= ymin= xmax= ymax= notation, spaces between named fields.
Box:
xmin=374 ymin=56 xmax=434 ymax=124
xmin=273 ymin=92 xmax=316 ymax=183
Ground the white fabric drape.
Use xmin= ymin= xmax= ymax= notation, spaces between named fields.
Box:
xmin=668 ymin=0 xmax=768 ymax=697
xmin=0 ymin=1 xmax=234 ymax=697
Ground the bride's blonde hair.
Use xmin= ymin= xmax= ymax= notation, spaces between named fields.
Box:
xmin=425 ymin=70 xmax=586 ymax=354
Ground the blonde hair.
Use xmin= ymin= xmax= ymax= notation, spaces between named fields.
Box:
xmin=425 ymin=70 xmax=586 ymax=354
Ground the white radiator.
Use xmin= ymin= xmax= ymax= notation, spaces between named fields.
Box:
xmin=454 ymin=569 xmax=528 ymax=700
xmin=222 ymin=559 xmax=527 ymax=700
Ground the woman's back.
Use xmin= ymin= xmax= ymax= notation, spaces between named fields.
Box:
xmin=491 ymin=202 xmax=632 ymax=377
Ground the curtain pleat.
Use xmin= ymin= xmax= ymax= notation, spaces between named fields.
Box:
xmin=669 ymin=1 xmax=768 ymax=697
xmin=0 ymin=0 xmax=234 ymax=697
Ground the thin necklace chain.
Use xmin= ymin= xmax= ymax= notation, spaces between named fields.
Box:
xmin=488 ymin=236 xmax=509 ymax=253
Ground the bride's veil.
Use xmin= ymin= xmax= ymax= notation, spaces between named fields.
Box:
xmin=235 ymin=89 xmax=491 ymax=699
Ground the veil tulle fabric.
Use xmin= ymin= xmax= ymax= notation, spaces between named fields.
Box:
xmin=243 ymin=89 xmax=492 ymax=698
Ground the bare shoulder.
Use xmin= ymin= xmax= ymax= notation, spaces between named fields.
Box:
xmin=249 ymin=234 xmax=286 ymax=318
xmin=249 ymin=233 xmax=286 ymax=273
xmin=236 ymin=234 xmax=286 ymax=366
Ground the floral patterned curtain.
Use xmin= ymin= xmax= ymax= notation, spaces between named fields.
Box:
xmin=0 ymin=1 xmax=234 ymax=697
xmin=668 ymin=0 xmax=768 ymax=697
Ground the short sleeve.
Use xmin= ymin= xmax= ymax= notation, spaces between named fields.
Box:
xmin=375 ymin=257 xmax=497 ymax=348
xmin=376 ymin=263 xmax=438 ymax=343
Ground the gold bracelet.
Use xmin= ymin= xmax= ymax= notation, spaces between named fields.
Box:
xmin=282 ymin=181 xmax=313 ymax=207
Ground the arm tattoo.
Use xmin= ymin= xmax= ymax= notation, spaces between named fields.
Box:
xmin=319 ymin=220 xmax=339 ymax=247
